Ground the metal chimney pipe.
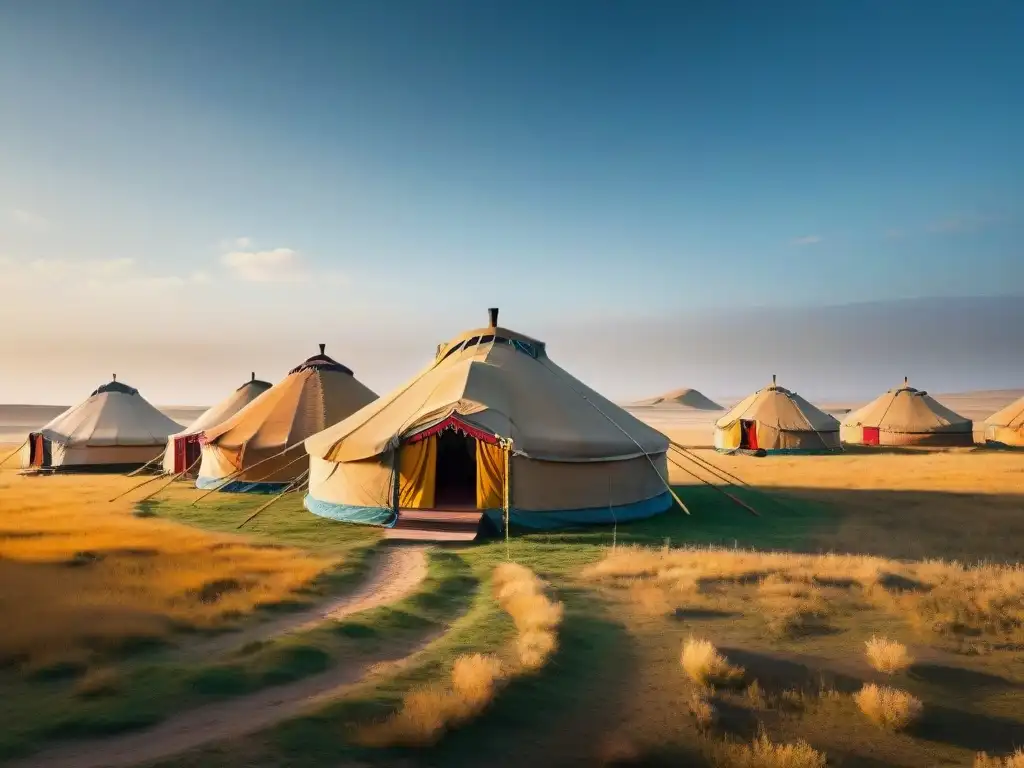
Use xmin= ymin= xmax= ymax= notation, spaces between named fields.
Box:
xmin=319 ymin=343 xmax=326 ymax=355
xmin=488 ymin=307 xmax=499 ymax=328
xmin=251 ymin=371 xmax=255 ymax=381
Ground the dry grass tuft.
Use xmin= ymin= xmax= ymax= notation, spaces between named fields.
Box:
xmin=361 ymin=563 xmax=564 ymax=747
xmin=0 ymin=471 xmax=334 ymax=670
xmin=689 ymin=689 xmax=717 ymax=731
xmin=72 ymin=666 xmax=121 ymax=698
xmin=715 ymin=730 xmax=826 ymax=768
xmin=681 ymin=637 xmax=744 ymax=687
xmin=585 ymin=544 xmax=1024 ymax=646
xmin=864 ymin=636 xmax=913 ymax=674
xmin=745 ymin=680 xmax=766 ymax=709
xmin=853 ymin=683 xmax=923 ymax=731
xmin=975 ymin=749 xmax=1024 ymax=768
xmin=493 ymin=562 xmax=563 ymax=670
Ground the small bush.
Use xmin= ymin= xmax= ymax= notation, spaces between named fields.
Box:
xmin=975 ymin=750 xmax=1024 ymax=768
xmin=681 ymin=637 xmax=744 ymax=687
xmin=716 ymin=730 xmax=826 ymax=768
xmin=745 ymin=680 xmax=766 ymax=709
xmin=689 ymin=690 xmax=717 ymax=731
xmin=864 ymin=636 xmax=913 ymax=674
xmin=854 ymin=683 xmax=923 ymax=731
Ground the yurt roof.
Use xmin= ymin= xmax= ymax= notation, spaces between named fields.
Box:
xmin=203 ymin=345 xmax=377 ymax=451
xmin=985 ymin=395 xmax=1024 ymax=429
xmin=841 ymin=379 xmax=971 ymax=432
xmin=289 ymin=344 xmax=353 ymax=375
xmin=39 ymin=380 xmax=182 ymax=447
xmin=715 ymin=377 xmax=839 ymax=432
xmin=306 ymin=308 xmax=668 ymax=463
xmin=173 ymin=373 xmax=272 ymax=438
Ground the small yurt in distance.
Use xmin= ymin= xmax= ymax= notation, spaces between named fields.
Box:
xmin=196 ymin=345 xmax=377 ymax=492
xmin=633 ymin=388 xmax=724 ymax=410
xmin=987 ymin=397 xmax=1024 ymax=450
xmin=714 ymin=376 xmax=841 ymax=455
xmin=984 ymin=395 xmax=1024 ymax=447
xmin=162 ymin=373 xmax=272 ymax=474
xmin=303 ymin=308 xmax=673 ymax=530
xmin=22 ymin=376 xmax=183 ymax=471
xmin=840 ymin=378 xmax=973 ymax=447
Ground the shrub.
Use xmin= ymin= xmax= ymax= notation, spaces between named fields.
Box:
xmin=689 ymin=689 xmax=717 ymax=731
xmin=716 ymin=730 xmax=826 ymax=768
xmin=854 ymin=683 xmax=923 ymax=731
xmin=975 ymin=750 xmax=1024 ymax=768
xmin=864 ymin=636 xmax=913 ymax=674
xmin=681 ymin=637 xmax=744 ymax=687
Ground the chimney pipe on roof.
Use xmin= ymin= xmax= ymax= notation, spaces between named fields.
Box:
xmin=904 ymin=376 xmax=908 ymax=386
xmin=319 ymin=343 xmax=326 ymax=356
xmin=772 ymin=374 xmax=776 ymax=386
xmin=112 ymin=373 xmax=116 ymax=382
xmin=251 ymin=372 xmax=255 ymax=381
xmin=488 ymin=307 xmax=499 ymax=328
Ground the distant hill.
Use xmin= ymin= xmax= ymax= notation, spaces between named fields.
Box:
xmin=632 ymin=388 xmax=724 ymax=410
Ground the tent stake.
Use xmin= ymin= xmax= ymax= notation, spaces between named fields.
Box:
xmin=237 ymin=470 xmax=310 ymax=529
xmin=0 ymin=439 xmax=27 ymax=469
xmin=665 ymin=452 xmax=760 ymax=517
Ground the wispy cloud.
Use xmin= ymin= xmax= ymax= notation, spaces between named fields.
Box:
xmin=790 ymin=234 xmax=822 ymax=246
xmin=221 ymin=246 xmax=310 ymax=282
xmin=0 ymin=255 xmax=202 ymax=291
xmin=929 ymin=212 xmax=997 ymax=234
xmin=8 ymin=208 xmax=49 ymax=230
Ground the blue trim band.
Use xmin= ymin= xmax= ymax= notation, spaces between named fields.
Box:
xmin=304 ymin=494 xmax=397 ymax=527
xmin=195 ymin=476 xmax=291 ymax=494
xmin=301 ymin=490 xmax=672 ymax=532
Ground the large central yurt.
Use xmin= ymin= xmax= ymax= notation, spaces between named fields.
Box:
xmin=840 ymin=379 xmax=973 ymax=447
xmin=21 ymin=376 xmax=182 ymax=471
xmin=714 ymin=377 xmax=841 ymax=454
xmin=303 ymin=309 xmax=673 ymax=530
xmin=984 ymin=395 xmax=1024 ymax=448
xmin=162 ymin=373 xmax=272 ymax=474
xmin=196 ymin=346 xmax=378 ymax=492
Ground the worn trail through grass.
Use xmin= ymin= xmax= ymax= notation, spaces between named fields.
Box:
xmin=175 ymin=546 xmax=429 ymax=661
xmin=7 ymin=546 xmax=434 ymax=768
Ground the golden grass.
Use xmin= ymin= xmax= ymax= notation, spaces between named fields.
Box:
xmin=756 ymin=575 xmax=831 ymax=637
xmin=714 ymin=730 xmax=827 ymax=768
xmin=975 ymin=749 xmax=1024 ymax=768
xmin=360 ymin=563 xmax=564 ymax=747
xmin=853 ymin=683 xmax=923 ymax=731
xmin=72 ymin=666 xmax=121 ymax=698
xmin=585 ymin=545 xmax=1024 ymax=645
xmin=681 ymin=637 xmax=744 ymax=687
xmin=0 ymin=470 xmax=333 ymax=670
xmin=688 ymin=688 xmax=717 ymax=731
xmin=864 ymin=635 xmax=913 ymax=674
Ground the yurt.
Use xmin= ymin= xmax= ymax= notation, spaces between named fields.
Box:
xmin=634 ymin=388 xmax=724 ymax=410
xmin=984 ymin=395 xmax=1024 ymax=447
xmin=162 ymin=373 xmax=272 ymax=474
xmin=21 ymin=376 xmax=183 ymax=471
xmin=714 ymin=377 xmax=841 ymax=454
xmin=303 ymin=309 xmax=673 ymax=532
xmin=196 ymin=345 xmax=377 ymax=492
xmin=840 ymin=378 xmax=973 ymax=447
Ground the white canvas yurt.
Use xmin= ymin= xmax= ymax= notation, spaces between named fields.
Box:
xmin=196 ymin=345 xmax=377 ymax=492
xmin=714 ymin=377 xmax=841 ymax=454
xmin=22 ymin=377 xmax=183 ymax=471
xmin=162 ymin=373 xmax=272 ymax=474
xmin=302 ymin=309 xmax=673 ymax=531
xmin=984 ymin=395 xmax=1024 ymax=447
xmin=841 ymin=378 xmax=973 ymax=447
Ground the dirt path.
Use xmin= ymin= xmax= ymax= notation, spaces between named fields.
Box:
xmin=10 ymin=545 xmax=432 ymax=768
xmin=178 ymin=544 xmax=429 ymax=660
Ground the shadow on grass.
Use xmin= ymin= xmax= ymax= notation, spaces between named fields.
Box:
xmin=909 ymin=663 xmax=1021 ymax=692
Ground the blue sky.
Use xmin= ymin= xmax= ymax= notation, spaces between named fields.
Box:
xmin=0 ymin=1 xmax=1021 ymax=404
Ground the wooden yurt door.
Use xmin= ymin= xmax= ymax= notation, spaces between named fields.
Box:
xmin=862 ymin=427 xmax=881 ymax=446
